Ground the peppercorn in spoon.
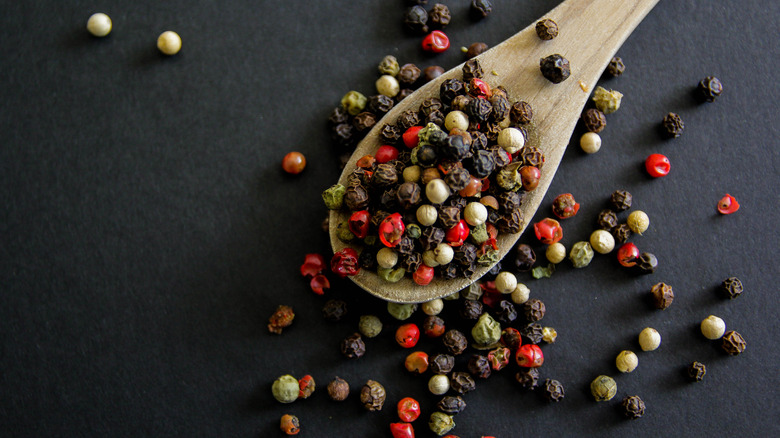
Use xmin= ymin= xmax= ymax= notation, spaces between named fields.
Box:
xmin=329 ymin=0 xmax=660 ymax=303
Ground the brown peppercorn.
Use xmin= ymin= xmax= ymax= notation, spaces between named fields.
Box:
xmin=396 ymin=88 xmax=414 ymax=102
xmin=541 ymin=379 xmax=565 ymax=402
xmin=396 ymin=109 xmax=421 ymax=131
xmin=423 ymin=65 xmax=445 ymax=82
xmin=467 ymin=355 xmax=492 ymax=379
xmin=621 ymin=395 xmax=646 ymax=419
xmin=420 ymin=97 xmax=443 ymax=116
xmin=510 ymin=101 xmax=533 ymax=125
xmin=404 ymin=5 xmax=429 ymax=34
xmin=460 ymin=299 xmax=484 ymax=320
xmin=328 ymin=106 xmax=350 ymax=125
xmin=360 ymin=380 xmax=386 ymax=411
xmin=450 ymin=372 xmax=476 ymax=394
xmin=322 ymin=299 xmax=348 ymax=321
xmin=398 ymin=63 xmax=422 ymax=86
xmin=438 ymin=396 xmax=467 ymax=415
xmin=662 ymin=112 xmax=684 ymax=138
xmin=268 ymin=305 xmax=295 ymax=334
xmin=535 ymin=18 xmax=559 ymax=40
xmin=327 ymin=377 xmax=350 ymax=401
xmin=611 ymin=223 xmax=632 ymax=244
xmin=606 ymin=56 xmax=625 ymax=77
xmin=597 ymin=209 xmax=619 ymax=231
xmin=697 ymin=76 xmax=723 ymax=102
xmin=515 ymin=368 xmax=540 ymax=390
xmin=466 ymin=42 xmax=489 ymax=58
xmin=524 ymin=298 xmax=546 ymax=322
xmin=438 ymin=205 xmax=461 ymax=229
xmin=520 ymin=322 xmax=544 ymax=344
xmin=721 ymin=277 xmax=743 ymax=299
xmin=514 ymin=244 xmax=536 ymax=271
xmin=396 ymin=182 xmax=422 ymax=210
xmin=687 ymin=362 xmax=706 ymax=382
xmin=340 ymin=333 xmax=366 ymax=359
xmin=428 ymin=3 xmax=451 ymax=29
xmin=495 ymin=208 xmax=524 ymax=234
xmin=650 ymin=283 xmax=674 ymax=309
xmin=343 ymin=184 xmax=370 ymax=211
xmin=352 ymin=111 xmax=377 ymax=132
xmin=420 ymin=226 xmax=445 ymax=252
xmin=470 ymin=0 xmax=493 ymax=19
xmin=429 ymin=353 xmax=455 ymax=374
xmin=635 ymin=252 xmax=658 ymax=274
xmin=540 ymin=54 xmax=571 ymax=83
xmin=721 ymin=330 xmax=746 ymax=355
xmin=610 ymin=190 xmax=633 ymax=211
xmin=379 ymin=123 xmax=402 ymax=144
xmin=496 ymin=300 xmax=518 ymax=323
xmin=331 ymin=123 xmax=355 ymax=147
xmin=368 ymin=95 xmax=395 ymax=115
xmin=440 ymin=78 xmax=465 ymax=105
xmin=489 ymin=95 xmax=511 ymax=122
xmin=372 ymin=163 xmax=399 ymax=187
xmin=582 ymin=108 xmax=607 ymax=133
xmin=442 ymin=329 xmax=468 ymax=355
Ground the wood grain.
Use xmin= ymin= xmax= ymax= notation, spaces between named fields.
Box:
xmin=329 ymin=0 xmax=660 ymax=303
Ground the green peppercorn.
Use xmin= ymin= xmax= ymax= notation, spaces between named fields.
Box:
xmin=321 ymin=184 xmax=346 ymax=210
xmin=388 ymin=302 xmax=418 ymax=320
xmin=334 ymin=220 xmax=355 ymax=242
xmin=471 ymin=313 xmax=501 ymax=348
xmin=272 ymin=374 xmax=300 ymax=404
xmin=378 ymin=55 xmax=400 ymax=76
xmin=341 ymin=91 xmax=367 ymax=116
xmin=569 ymin=241 xmax=594 ymax=268
xmin=429 ymin=412 xmax=455 ymax=436
xmin=358 ymin=315 xmax=382 ymax=338
xmin=377 ymin=266 xmax=406 ymax=282
xmin=592 ymin=86 xmax=623 ymax=114
xmin=590 ymin=375 xmax=617 ymax=401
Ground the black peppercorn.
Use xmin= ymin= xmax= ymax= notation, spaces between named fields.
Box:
xmin=328 ymin=106 xmax=350 ymax=125
xmin=352 ymin=111 xmax=376 ymax=132
xmin=519 ymin=145 xmax=544 ymax=168
xmin=607 ymin=56 xmax=625 ymax=77
xmin=379 ymin=124 xmax=402 ymax=144
xmin=597 ymin=209 xmax=618 ymax=231
xmin=524 ymin=298 xmax=546 ymax=322
xmin=721 ymin=277 xmax=743 ymax=299
xmin=721 ymin=330 xmax=746 ymax=355
xmin=322 ymin=299 xmax=348 ymax=322
xmin=444 ymin=167 xmax=471 ymax=192
xmin=484 ymin=122 xmax=502 ymax=142
xmin=438 ymin=205 xmax=461 ymax=229
xmin=440 ymin=134 xmax=471 ymax=161
xmin=400 ymin=252 xmax=422 ymax=272
xmin=420 ymin=226 xmax=445 ymax=251
xmin=610 ymin=190 xmax=633 ymax=211
xmin=467 ymin=355 xmax=492 ymax=379
xmin=496 ymin=300 xmax=518 ymax=323
xmin=469 ymin=130 xmax=488 ymax=151
xmin=495 ymin=208 xmax=524 ymax=234
xmin=398 ymin=63 xmax=422 ymax=86
xmin=484 ymin=261 xmax=502 ymax=280
xmin=423 ymin=65 xmax=445 ymax=82
xmin=453 ymin=242 xmax=477 ymax=266
xmin=687 ymin=361 xmax=707 ymax=382
xmin=635 ymin=252 xmax=658 ymax=274
xmin=621 ymin=395 xmax=645 ymax=419
xmin=470 ymin=0 xmax=493 ymax=19
xmin=368 ymin=94 xmax=395 ymax=115
xmin=515 ymin=368 xmax=540 ymax=390
xmin=395 ymin=182 xmax=422 ymax=210
xmin=438 ymin=264 xmax=458 ymax=280
xmin=341 ymin=333 xmax=366 ymax=359
xmin=662 ymin=112 xmax=684 ymax=138
xmin=438 ymin=396 xmax=466 ymax=415
xmin=360 ymin=380 xmax=386 ymax=411
xmin=440 ymin=79 xmax=465 ymax=105
xmin=697 ymin=76 xmax=722 ymax=102
xmin=396 ymin=109 xmax=420 ymax=131
xmin=514 ymin=244 xmax=536 ymax=272
xmin=498 ymin=191 xmax=523 ymax=213
xmin=489 ymin=95 xmax=510 ymax=122
xmin=450 ymin=372 xmax=476 ymax=394
xmin=404 ymin=6 xmax=429 ymax=34
xmin=430 ymin=353 xmax=455 ymax=374
xmin=541 ymin=379 xmax=565 ymax=402
xmin=372 ymin=163 xmax=399 ymax=187
xmin=442 ymin=329 xmax=468 ymax=355
xmin=540 ymin=54 xmax=571 ymax=83
xmin=451 ymin=95 xmax=472 ymax=112
xmin=535 ymin=19 xmax=559 ymax=40
xmin=420 ymin=97 xmax=443 ymax=116
xmin=466 ymin=97 xmax=493 ymax=123
xmin=462 ymin=58 xmax=484 ymax=81
xmin=508 ymin=101 xmax=532 ymax=125
xmin=466 ymin=42 xmax=488 ymax=58
xmin=396 ymin=88 xmax=414 ymax=102
xmin=344 ymin=185 xmax=370 ymax=211
xmin=612 ymin=223 xmax=632 ymax=244
xmin=520 ymin=322 xmax=544 ymax=344
xmin=460 ymin=299 xmax=483 ymax=320
xmin=331 ymin=123 xmax=355 ymax=147
xmin=428 ymin=3 xmax=451 ymax=29
xmin=467 ymin=149 xmax=496 ymax=178
xmin=396 ymin=236 xmax=416 ymax=257
xmin=425 ymin=109 xmax=445 ymax=127
xmin=582 ymin=108 xmax=607 ymax=133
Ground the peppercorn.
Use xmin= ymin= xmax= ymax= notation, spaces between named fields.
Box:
xmin=470 ymin=0 xmax=493 ymax=19
xmin=404 ymin=5 xmax=430 ymax=34
xmin=332 ymin=123 xmax=355 ymax=147
xmin=436 ymin=396 xmax=466 ymax=415
xmin=322 ymin=299 xmax=348 ymax=322
xmin=541 ymin=379 xmax=565 ymax=402
xmin=467 ymin=355 xmax=492 ymax=379
xmin=268 ymin=305 xmax=295 ymax=334
xmin=296 ymin=375 xmax=315 ymax=400
xmin=622 ymin=395 xmax=645 ymax=419
xmin=606 ymin=56 xmax=625 ymax=77
xmin=450 ymin=372 xmax=476 ymax=394
xmin=428 ymin=374 xmax=450 ymax=395
xmin=404 ymin=351 xmax=429 ymax=375
xmin=516 ymin=344 xmax=544 ymax=367
xmin=592 ymin=86 xmax=623 ymax=114
xmin=687 ymin=362 xmax=707 ymax=382
xmin=569 ymin=241 xmax=594 ymax=268
xmin=428 ymin=3 xmax=451 ymax=29
xmin=358 ymin=315 xmax=383 ymax=338
xmin=87 ymin=12 xmax=112 ymax=37
xmin=397 ymin=397 xmax=421 ymax=423
xmin=698 ymin=316 xmax=726 ymax=342
xmin=580 ymin=132 xmax=602 ymax=153
xmin=515 ymin=368 xmax=540 ymax=390
xmin=272 ymin=375 xmax=300 ymax=404
xmin=627 ymin=210 xmax=649 ymax=235
xmin=508 ymin=101 xmax=533 ymax=126
xmin=360 ymin=380 xmax=387 ymax=411
xmin=535 ymin=19 xmax=559 ymax=40
xmin=616 ymin=242 xmax=640 ymax=267
xmin=380 ymin=124 xmax=402 ymax=144
xmin=542 ymin=327 xmax=557 ymax=343
xmin=597 ymin=209 xmax=618 ymax=231
xmin=582 ymin=108 xmax=607 ymax=133
xmin=587 ymin=230 xmax=614 ymax=255
xmin=662 ymin=112 xmax=684 ymax=138
xmin=540 ymin=54 xmax=571 ymax=83
xmin=497 ymin=127 xmax=525 ymax=155
xmin=460 ymin=299 xmax=483 ymax=320
xmin=616 ymin=350 xmax=638 ymax=373
xmin=650 ymin=283 xmax=674 ymax=309
xmin=465 ymin=97 xmax=493 ymax=123
xmin=443 ymin=329 xmax=468 ymax=355
xmin=280 ymin=414 xmax=300 ymax=435
xmin=721 ymin=277 xmax=743 ymax=299
xmin=472 ymin=313 xmax=502 ymax=347
xmin=609 ymin=190 xmax=632 ymax=211
xmin=487 ymin=347 xmax=511 ymax=371
xmin=388 ymin=302 xmax=418 ymax=321
xmin=635 ymin=252 xmax=658 ymax=274
xmin=591 ymin=375 xmax=617 ymax=401
xmin=638 ymin=327 xmax=661 ymax=351
xmin=398 ymin=63 xmax=422 ymax=86
xmin=721 ymin=330 xmax=746 ymax=355
xmin=494 ymin=271 xmax=517 ymax=294
xmin=429 ymin=412 xmax=455 ymax=436
xmin=421 ymin=65 xmax=444 ymax=83
xmin=378 ymin=55 xmax=401 ymax=76
xmin=697 ymin=76 xmax=723 ymax=102
xmin=397 ymin=88 xmax=414 ymax=102
xmin=495 ymin=300 xmax=518 ymax=323
xmin=157 ymin=31 xmax=182 ymax=56
xmin=327 ymin=377 xmax=350 ymax=401
xmin=521 ymin=322 xmax=544 ymax=345
xmin=465 ymin=42 xmax=489 ymax=59
xmin=341 ymin=333 xmax=366 ymax=359
xmin=612 ymin=223 xmax=632 ymax=244
xmin=440 ymin=79 xmax=465 ymax=105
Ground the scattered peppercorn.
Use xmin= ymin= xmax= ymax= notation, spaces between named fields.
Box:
xmin=443 ymin=329 xmax=469 ymax=355
xmin=466 ymin=42 xmax=489 ymax=58
xmin=341 ymin=333 xmax=366 ymax=359
xmin=617 ymin=242 xmax=639 ymax=267
xmin=542 ymin=326 xmax=557 ymax=344
xmin=388 ymin=302 xmax=418 ymax=320
xmin=467 ymin=354 xmax=492 ymax=379
xmin=428 ymin=3 xmax=451 ymax=29
xmin=610 ymin=190 xmax=632 ymax=211
xmin=582 ymin=108 xmax=607 ymax=133
xmin=697 ymin=76 xmax=723 ymax=102
xmin=589 ymin=229 xmax=615 ymax=254
xmin=280 ymin=414 xmax=300 ymax=435
xmin=322 ymin=299 xmax=348 ymax=321
xmin=545 ymin=242 xmax=567 ymax=264
xmin=423 ymin=65 xmax=445 ymax=82
xmin=721 ymin=277 xmax=743 ymax=299
xmin=540 ymin=54 xmax=571 ymax=83
xmin=470 ymin=0 xmax=493 ymax=19
xmin=390 ymin=422 xmax=414 ymax=438
xmin=627 ymin=210 xmax=649 ymax=235
xmin=404 ymin=5 xmax=430 ymax=34
xmin=650 ymin=283 xmax=674 ymax=309
xmin=597 ymin=209 xmax=619 ymax=231
xmin=450 ymin=371 xmax=476 ymax=394
xmin=687 ymin=362 xmax=707 ymax=382
xmin=662 ymin=112 xmax=684 ymax=138
xmin=592 ymin=86 xmax=623 ymax=114
xmin=717 ymin=193 xmax=740 ymax=215
xmin=87 ymin=13 xmax=112 ymax=37
xmin=157 ymin=31 xmax=182 ymax=56
xmin=471 ymin=313 xmax=502 ymax=347
xmin=541 ymin=379 xmax=565 ymax=402
xmin=638 ymin=327 xmax=661 ymax=351
xmin=396 ymin=323 xmax=421 ymax=348
xmin=612 ymin=223 xmax=632 ymax=244
xmin=422 ymin=30 xmax=450 ymax=53
xmin=327 ymin=377 xmax=350 ymax=401
xmin=272 ymin=375 xmax=300 ymax=404
xmin=700 ymin=315 xmax=726 ymax=340
xmin=645 ymin=153 xmax=671 ymax=177
xmin=268 ymin=305 xmax=295 ymax=334
xmin=516 ymin=344 xmax=544 ymax=367
xmin=621 ymin=395 xmax=646 ymax=419
xmin=606 ymin=56 xmax=625 ymax=77
xmin=430 ymin=353 xmax=455 ymax=374
xmin=580 ymin=132 xmax=602 ymax=154
xmin=359 ymin=315 xmax=383 ymax=338
xmin=423 ymin=315 xmax=446 ymax=337
xmin=360 ymin=380 xmax=387 ymax=411
xmin=429 ymin=412 xmax=456 ymax=436
xmin=569 ymin=241 xmax=594 ymax=268
xmin=438 ymin=396 xmax=466 ymax=415
xmin=721 ymin=330 xmax=746 ymax=355
xmin=591 ymin=375 xmax=617 ymax=402
xmin=616 ymin=350 xmax=638 ymax=373
xmin=397 ymin=397 xmax=421 ymax=422
xmin=520 ymin=322 xmax=544 ymax=345
xmin=635 ymin=252 xmax=658 ymax=274
xmin=535 ymin=18 xmax=559 ymax=40
xmin=515 ymin=368 xmax=540 ymax=390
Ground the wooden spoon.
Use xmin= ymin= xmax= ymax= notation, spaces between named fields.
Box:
xmin=329 ymin=0 xmax=659 ymax=303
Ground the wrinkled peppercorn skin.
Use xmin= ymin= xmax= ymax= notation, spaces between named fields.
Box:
xmin=721 ymin=277 xmax=743 ymax=299
xmin=341 ymin=333 xmax=366 ymax=359
xmin=535 ymin=19 xmax=559 ymax=40
xmin=582 ymin=108 xmax=607 ymax=133
xmin=542 ymin=379 xmax=565 ymax=402
xmin=721 ymin=330 xmax=746 ymax=355
xmin=360 ymin=380 xmax=387 ymax=411
xmin=622 ymin=395 xmax=646 ymax=419
xmin=650 ymin=282 xmax=674 ymax=309
xmin=662 ymin=112 xmax=685 ymax=138
xmin=540 ymin=54 xmax=571 ymax=83
xmin=697 ymin=76 xmax=723 ymax=102
xmin=687 ymin=361 xmax=707 ymax=382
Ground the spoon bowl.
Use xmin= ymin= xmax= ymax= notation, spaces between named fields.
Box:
xmin=329 ymin=0 xmax=659 ymax=303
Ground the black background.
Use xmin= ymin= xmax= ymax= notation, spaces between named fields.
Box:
xmin=1 ymin=1 xmax=779 ymax=437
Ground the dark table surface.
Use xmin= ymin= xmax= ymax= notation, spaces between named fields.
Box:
xmin=2 ymin=1 xmax=779 ymax=437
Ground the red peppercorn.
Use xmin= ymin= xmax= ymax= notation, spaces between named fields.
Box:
xmin=616 ymin=242 xmax=640 ymax=267
xmin=516 ymin=344 xmax=544 ymax=368
xmin=469 ymin=78 xmax=492 ymax=99
xmin=413 ymin=264 xmax=434 ymax=286
xmin=458 ymin=176 xmax=482 ymax=197
xmin=397 ymin=397 xmax=421 ymax=422
xmin=551 ymin=193 xmax=580 ymax=219
xmin=390 ymin=422 xmax=415 ymax=438
xmin=280 ymin=414 xmax=300 ymax=435
xmin=282 ymin=151 xmax=306 ymax=174
xmin=300 ymin=253 xmax=326 ymax=277
xmin=309 ymin=274 xmax=330 ymax=295
xmin=717 ymin=194 xmax=740 ymax=214
xmin=331 ymin=248 xmax=360 ymax=278
xmin=645 ymin=153 xmax=671 ymax=178
xmin=534 ymin=218 xmax=563 ymax=244
xmin=298 ymin=374 xmax=315 ymax=399
xmin=356 ymin=155 xmax=376 ymax=169
xmin=379 ymin=213 xmax=406 ymax=247
xmin=404 ymin=351 xmax=429 ymax=374
xmin=488 ymin=347 xmax=511 ymax=371
xmin=501 ymin=327 xmax=522 ymax=351
xmin=445 ymin=220 xmax=470 ymax=247
xmin=396 ymin=323 xmax=421 ymax=348
xmin=376 ymin=145 xmax=399 ymax=163
xmin=422 ymin=30 xmax=450 ymax=53
xmin=519 ymin=166 xmax=541 ymax=191
xmin=423 ymin=316 xmax=445 ymax=337
xmin=403 ymin=126 xmax=423 ymax=148
xmin=348 ymin=210 xmax=370 ymax=239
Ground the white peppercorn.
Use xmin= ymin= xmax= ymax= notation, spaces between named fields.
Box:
xmin=589 ymin=229 xmax=615 ymax=254
xmin=546 ymin=242 xmax=567 ymax=264
xmin=463 ymin=202 xmax=488 ymax=226
xmin=375 ymin=74 xmax=400 ymax=97
xmin=422 ymin=250 xmax=440 ymax=268
xmin=433 ymin=243 xmax=454 ymax=265
xmin=417 ymin=204 xmax=438 ymax=226
xmin=615 ymin=350 xmax=638 ymax=373
xmin=627 ymin=210 xmax=650 ymax=235
xmin=494 ymin=271 xmax=518 ymax=294
xmin=511 ymin=283 xmax=530 ymax=304
xmin=497 ymin=127 xmax=525 ymax=154
xmin=426 ymin=179 xmax=450 ymax=204
xmin=422 ymin=299 xmax=444 ymax=316
xmin=87 ymin=12 xmax=112 ymax=37
xmin=444 ymin=110 xmax=469 ymax=131
xmin=700 ymin=315 xmax=726 ymax=340
xmin=376 ymin=247 xmax=398 ymax=269
xmin=580 ymin=132 xmax=602 ymax=154
xmin=638 ymin=327 xmax=661 ymax=351
xmin=157 ymin=31 xmax=182 ymax=56
xmin=428 ymin=374 xmax=450 ymax=395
